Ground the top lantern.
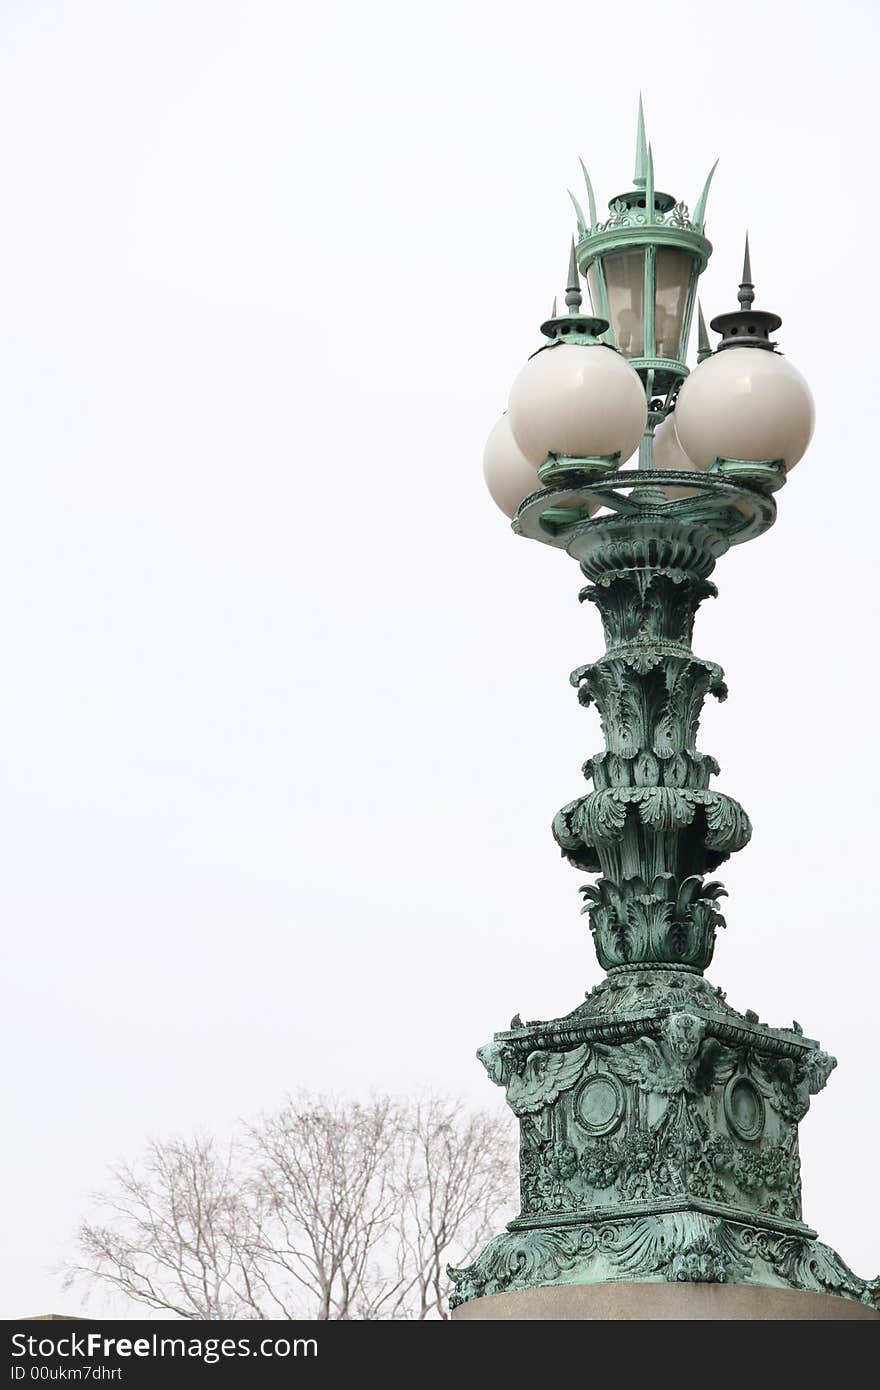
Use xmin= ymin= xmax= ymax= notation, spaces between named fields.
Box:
xmin=571 ymin=98 xmax=716 ymax=396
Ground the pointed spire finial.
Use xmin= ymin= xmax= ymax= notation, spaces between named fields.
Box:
xmin=633 ymin=94 xmax=648 ymax=190
xmin=709 ymin=233 xmax=781 ymax=349
xmin=551 ymin=296 xmax=557 ymax=319
xmin=738 ymin=233 xmax=755 ymax=310
xmin=697 ymin=301 xmax=712 ymax=362
xmin=693 ymin=158 xmax=719 ymax=233
xmin=565 ymin=239 xmax=582 ymax=315
xmin=646 ymin=143 xmax=655 ymax=217
xmin=568 ymin=188 xmax=587 ymax=237
xmin=579 ymin=158 xmax=598 ymax=231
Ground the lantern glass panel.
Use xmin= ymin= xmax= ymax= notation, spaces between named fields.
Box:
xmin=654 ymin=247 xmax=692 ymax=359
xmin=601 ymin=251 xmax=645 ymax=357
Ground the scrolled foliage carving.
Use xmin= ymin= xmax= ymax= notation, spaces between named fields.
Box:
xmin=556 ymin=541 xmax=751 ymax=964
xmin=448 ymin=1212 xmax=880 ymax=1309
xmin=579 ymin=873 xmax=726 ymax=971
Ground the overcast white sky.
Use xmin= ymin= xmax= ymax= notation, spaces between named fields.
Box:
xmin=1 ymin=0 xmax=878 ymax=1318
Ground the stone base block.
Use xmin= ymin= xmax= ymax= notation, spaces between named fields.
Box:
xmin=452 ymin=1282 xmax=879 ymax=1320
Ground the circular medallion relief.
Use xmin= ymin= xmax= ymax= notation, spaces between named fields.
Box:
xmin=574 ymin=1072 xmax=625 ymax=1137
xmin=724 ymin=1076 xmax=765 ymax=1142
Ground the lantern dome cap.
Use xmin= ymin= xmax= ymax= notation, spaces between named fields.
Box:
xmin=710 ymin=235 xmax=781 ymax=350
xmin=539 ymin=240 xmax=608 ymax=342
xmin=569 ymin=99 xmax=718 ymax=243
xmin=608 ymin=100 xmax=675 ymax=213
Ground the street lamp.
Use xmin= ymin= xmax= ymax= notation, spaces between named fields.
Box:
xmin=456 ymin=105 xmax=878 ymax=1321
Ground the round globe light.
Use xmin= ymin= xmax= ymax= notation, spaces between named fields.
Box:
xmin=483 ymin=415 xmax=541 ymax=519
xmin=507 ymin=343 xmax=647 ymax=468
xmin=674 ymin=347 xmax=814 ymax=471
xmin=652 ymin=415 xmax=706 ymax=500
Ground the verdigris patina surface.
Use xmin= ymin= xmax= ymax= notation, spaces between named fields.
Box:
xmin=456 ymin=107 xmax=878 ymax=1316
xmin=450 ymin=522 xmax=877 ymax=1313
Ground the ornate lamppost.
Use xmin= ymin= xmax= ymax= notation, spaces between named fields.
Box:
xmin=452 ymin=105 xmax=879 ymax=1320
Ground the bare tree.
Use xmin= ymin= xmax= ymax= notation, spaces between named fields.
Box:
xmin=68 ymin=1135 xmax=265 ymax=1319
xmin=387 ymin=1095 xmax=516 ymax=1319
xmin=67 ymin=1093 xmax=515 ymax=1319
xmin=244 ymin=1095 xmax=404 ymax=1319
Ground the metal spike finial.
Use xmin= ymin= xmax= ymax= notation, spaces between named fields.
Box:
xmin=646 ymin=143 xmax=655 ymax=217
xmin=568 ymin=188 xmax=587 ymax=237
xmin=710 ymin=231 xmax=781 ymax=349
xmin=693 ymin=158 xmax=719 ymax=233
xmin=579 ymin=158 xmax=598 ymax=231
xmin=697 ymin=301 xmax=712 ymax=362
xmin=633 ymin=94 xmax=648 ymax=189
xmin=551 ymin=296 xmax=557 ymax=319
xmin=565 ymin=239 xmax=582 ymax=315
xmin=738 ymin=233 xmax=755 ymax=310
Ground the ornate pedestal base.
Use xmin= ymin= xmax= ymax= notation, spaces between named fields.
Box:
xmin=448 ymin=972 xmax=879 ymax=1317
xmin=452 ymin=1282 xmax=880 ymax=1320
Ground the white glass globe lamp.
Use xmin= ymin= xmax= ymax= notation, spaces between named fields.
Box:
xmin=508 ymin=342 xmax=647 ymax=469
xmin=674 ymin=347 xmax=814 ymax=472
xmin=651 ymin=415 xmax=706 ymax=499
xmin=483 ymin=415 xmax=541 ymax=519
xmin=676 ymin=245 xmax=814 ymax=473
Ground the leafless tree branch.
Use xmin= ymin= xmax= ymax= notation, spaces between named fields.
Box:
xmin=66 ymin=1093 xmax=516 ymax=1319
